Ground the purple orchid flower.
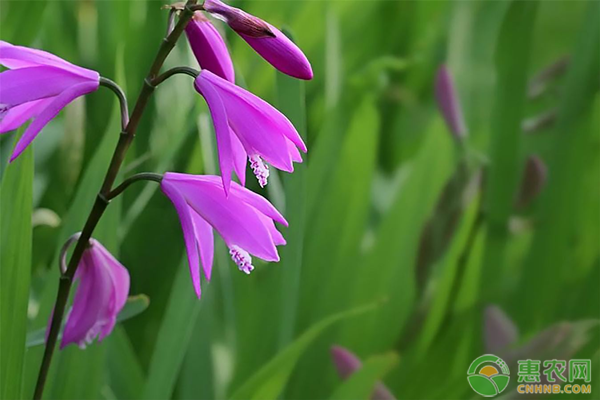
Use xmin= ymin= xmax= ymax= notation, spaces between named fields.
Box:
xmin=186 ymin=12 xmax=235 ymax=83
xmin=330 ymin=346 xmax=396 ymax=400
xmin=203 ymin=0 xmax=313 ymax=80
xmin=194 ymin=69 xmax=306 ymax=194
xmin=435 ymin=65 xmax=467 ymax=140
xmin=58 ymin=239 xmax=129 ymax=349
xmin=0 ymin=41 xmax=100 ymax=161
xmin=161 ymin=173 xmax=287 ymax=298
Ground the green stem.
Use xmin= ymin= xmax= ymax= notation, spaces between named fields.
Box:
xmin=107 ymin=172 xmax=163 ymax=201
xmin=32 ymin=3 xmax=197 ymax=399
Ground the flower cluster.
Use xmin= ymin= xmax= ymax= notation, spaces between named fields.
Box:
xmin=1 ymin=0 xmax=311 ymax=348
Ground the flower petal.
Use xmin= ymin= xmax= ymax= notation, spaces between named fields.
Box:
xmin=10 ymin=81 xmax=98 ymax=161
xmin=186 ymin=13 xmax=235 ymax=83
xmin=190 ymin=210 xmax=215 ymax=281
xmin=162 ymin=180 xmax=202 ymax=298
xmin=194 ymin=75 xmax=234 ymax=195
xmin=164 ymin=173 xmax=287 ymax=226
xmin=0 ymin=41 xmax=99 ymax=80
xmin=0 ymin=66 xmax=96 ymax=107
xmin=240 ymin=23 xmax=313 ymax=80
xmin=230 ymin=127 xmax=247 ymax=186
xmin=0 ymin=98 xmax=53 ymax=134
xmin=174 ymin=178 xmax=279 ymax=261
xmin=61 ymin=251 xmax=112 ymax=348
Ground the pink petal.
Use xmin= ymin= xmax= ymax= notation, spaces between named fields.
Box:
xmin=164 ymin=173 xmax=287 ymax=226
xmin=173 ymin=177 xmax=280 ymax=261
xmin=0 ymin=66 xmax=96 ymax=107
xmin=0 ymin=98 xmax=53 ymax=134
xmin=162 ymin=180 xmax=202 ymax=298
xmin=230 ymin=128 xmax=247 ymax=186
xmin=186 ymin=14 xmax=235 ymax=83
xmin=202 ymin=0 xmax=312 ymax=80
xmin=10 ymin=81 xmax=98 ymax=161
xmin=240 ymin=24 xmax=313 ymax=80
xmin=194 ymin=75 xmax=234 ymax=196
xmin=190 ymin=210 xmax=215 ymax=282
xmin=0 ymin=40 xmax=99 ymax=81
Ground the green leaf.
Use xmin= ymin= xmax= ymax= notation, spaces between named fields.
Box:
xmin=229 ymin=302 xmax=379 ymax=400
xmin=106 ymin=326 xmax=146 ymax=400
xmin=341 ymin=119 xmax=455 ymax=354
xmin=482 ymin=0 xmax=538 ymax=293
xmin=275 ymin=43 xmax=307 ymax=347
xmin=518 ymin=0 xmax=600 ymax=323
xmin=25 ymin=295 xmax=150 ymax=348
xmin=142 ymin=257 xmax=201 ymax=400
xmin=329 ymin=353 xmax=398 ymax=400
xmin=0 ymin=133 xmax=34 ymax=400
xmin=415 ymin=195 xmax=481 ymax=354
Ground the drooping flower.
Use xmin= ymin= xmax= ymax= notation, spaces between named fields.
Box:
xmin=161 ymin=173 xmax=287 ymax=297
xmin=435 ymin=65 xmax=467 ymax=140
xmin=203 ymin=0 xmax=313 ymax=80
xmin=185 ymin=12 xmax=235 ymax=83
xmin=194 ymin=70 xmax=306 ymax=194
xmin=58 ymin=239 xmax=130 ymax=349
xmin=330 ymin=346 xmax=396 ymax=400
xmin=0 ymin=41 xmax=100 ymax=161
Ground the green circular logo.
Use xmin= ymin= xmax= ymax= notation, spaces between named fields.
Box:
xmin=467 ymin=354 xmax=510 ymax=397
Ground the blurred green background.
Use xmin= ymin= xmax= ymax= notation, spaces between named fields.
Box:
xmin=1 ymin=0 xmax=599 ymax=399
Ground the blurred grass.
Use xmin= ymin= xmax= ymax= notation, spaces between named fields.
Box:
xmin=0 ymin=0 xmax=598 ymax=399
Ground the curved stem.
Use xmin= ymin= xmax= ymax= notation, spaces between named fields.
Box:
xmin=32 ymin=2 xmax=198 ymax=399
xmin=107 ymin=172 xmax=163 ymax=201
xmin=99 ymin=77 xmax=129 ymax=130
xmin=58 ymin=233 xmax=82 ymax=275
xmin=152 ymin=66 xmax=200 ymax=86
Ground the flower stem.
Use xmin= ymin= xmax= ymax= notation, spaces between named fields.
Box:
xmin=107 ymin=172 xmax=163 ymax=201
xmin=99 ymin=77 xmax=129 ymax=130
xmin=32 ymin=3 xmax=197 ymax=399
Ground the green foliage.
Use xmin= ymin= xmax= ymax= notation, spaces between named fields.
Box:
xmin=1 ymin=0 xmax=598 ymax=399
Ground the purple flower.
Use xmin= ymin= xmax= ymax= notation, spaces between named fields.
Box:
xmin=435 ymin=65 xmax=467 ymax=140
xmin=186 ymin=12 xmax=235 ymax=83
xmin=0 ymin=41 xmax=100 ymax=161
xmin=203 ymin=0 xmax=313 ymax=80
xmin=330 ymin=346 xmax=396 ymax=400
xmin=161 ymin=173 xmax=287 ymax=297
xmin=194 ymin=70 xmax=306 ymax=194
xmin=58 ymin=239 xmax=129 ymax=349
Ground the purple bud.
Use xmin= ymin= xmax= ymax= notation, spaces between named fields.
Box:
xmin=435 ymin=65 xmax=467 ymax=140
xmin=203 ymin=0 xmax=313 ymax=80
xmin=515 ymin=155 xmax=548 ymax=209
xmin=484 ymin=305 xmax=519 ymax=354
xmin=330 ymin=346 xmax=397 ymax=400
xmin=54 ymin=239 xmax=130 ymax=349
xmin=185 ymin=12 xmax=235 ymax=83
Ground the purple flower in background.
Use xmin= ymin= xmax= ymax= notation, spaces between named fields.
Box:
xmin=161 ymin=173 xmax=287 ymax=297
xmin=194 ymin=70 xmax=306 ymax=194
xmin=331 ymin=346 xmax=396 ymax=400
xmin=58 ymin=239 xmax=129 ymax=349
xmin=186 ymin=12 xmax=235 ymax=83
xmin=203 ymin=0 xmax=313 ymax=80
xmin=0 ymin=41 xmax=100 ymax=161
xmin=435 ymin=65 xmax=467 ymax=140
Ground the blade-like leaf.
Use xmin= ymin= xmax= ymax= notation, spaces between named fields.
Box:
xmin=0 ymin=132 xmax=34 ymax=400
xmin=229 ymin=302 xmax=379 ymax=400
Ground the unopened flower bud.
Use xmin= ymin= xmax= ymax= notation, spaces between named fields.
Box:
xmin=435 ymin=65 xmax=467 ymax=140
